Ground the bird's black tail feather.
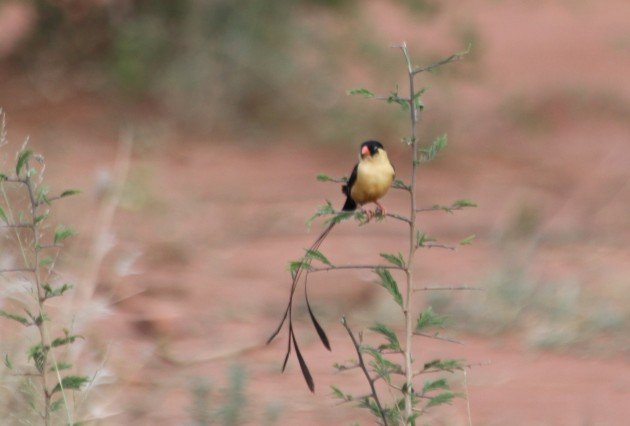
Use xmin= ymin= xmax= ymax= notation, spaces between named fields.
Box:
xmin=267 ymin=220 xmax=337 ymax=392
xmin=342 ymin=196 xmax=357 ymax=211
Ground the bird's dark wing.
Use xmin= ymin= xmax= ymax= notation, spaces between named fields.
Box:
xmin=342 ymin=163 xmax=358 ymax=196
xmin=341 ymin=163 xmax=359 ymax=211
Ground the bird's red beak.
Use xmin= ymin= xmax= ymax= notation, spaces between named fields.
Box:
xmin=361 ymin=145 xmax=370 ymax=157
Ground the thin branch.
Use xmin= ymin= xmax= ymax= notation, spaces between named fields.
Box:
xmin=414 ymin=361 xmax=491 ymax=377
xmin=396 ymin=40 xmax=418 ymax=424
xmin=416 ymin=204 xmax=470 ymax=213
xmin=411 ymin=45 xmax=470 ymax=75
xmin=413 ymin=285 xmax=483 ymax=292
xmin=38 ymin=244 xmax=63 ymax=250
xmin=464 ymin=368 xmax=473 ymax=426
xmin=341 ymin=316 xmax=389 ymax=426
xmin=385 ymin=212 xmax=411 ymax=225
xmin=309 ymin=264 xmax=403 ymax=273
xmin=335 ymin=393 xmax=372 ymax=406
xmin=420 ymin=242 xmax=457 ymax=251
xmin=333 ymin=363 xmax=361 ymax=372
xmin=327 ymin=209 xmax=411 ymax=225
xmin=413 ymin=331 xmax=463 ymax=345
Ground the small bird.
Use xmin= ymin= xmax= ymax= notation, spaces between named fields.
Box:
xmin=342 ymin=140 xmax=396 ymax=214
xmin=267 ymin=140 xmax=395 ymax=392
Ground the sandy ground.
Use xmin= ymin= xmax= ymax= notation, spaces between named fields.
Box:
xmin=1 ymin=0 xmax=630 ymax=425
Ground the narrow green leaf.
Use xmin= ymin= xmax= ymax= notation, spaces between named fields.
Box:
xmin=326 ymin=211 xmax=353 ymax=226
xmin=460 ymin=234 xmax=476 ymax=246
xmin=347 ymin=88 xmax=375 ymax=98
xmin=49 ymin=398 xmax=64 ymax=412
xmin=305 ymin=249 xmax=332 ymax=266
xmin=0 ymin=309 xmax=31 ymax=326
xmin=426 ymin=391 xmax=457 ymax=408
xmin=387 ymin=92 xmax=410 ymax=111
xmin=392 ymin=179 xmax=410 ymax=190
xmin=289 ymin=260 xmax=313 ymax=277
xmin=36 ymin=185 xmax=49 ymax=204
xmin=32 ymin=312 xmax=47 ymax=326
xmin=379 ymin=252 xmax=405 ymax=269
xmin=28 ymin=343 xmax=47 ymax=373
xmin=358 ymin=396 xmax=384 ymax=420
xmin=50 ymin=362 xmax=72 ymax=372
xmin=16 ymin=148 xmax=33 ymax=176
xmin=333 ymin=361 xmax=357 ymax=371
xmin=59 ymin=189 xmax=81 ymax=198
xmin=4 ymin=354 xmax=13 ymax=370
xmin=330 ymin=385 xmax=351 ymax=401
xmin=375 ymin=268 xmax=403 ymax=307
xmin=362 ymin=345 xmax=402 ymax=384
xmin=415 ymin=307 xmax=448 ymax=332
xmin=422 ymin=358 xmax=465 ymax=373
xmin=39 ymin=256 xmax=53 ymax=267
xmin=369 ymin=323 xmax=401 ymax=351
xmin=51 ymin=375 xmax=89 ymax=394
xmin=35 ymin=213 xmax=49 ymax=224
xmin=453 ymin=199 xmax=477 ymax=208
xmin=43 ymin=283 xmax=73 ymax=299
xmin=420 ymin=134 xmax=448 ymax=161
xmin=413 ymin=87 xmax=427 ymax=110
xmin=54 ymin=225 xmax=75 ymax=244
xmin=0 ymin=173 xmax=7 ymax=181
xmin=0 ymin=206 xmax=7 ymax=224
xmin=422 ymin=378 xmax=449 ymax=394
xmin=306 ymin=200 xmax=335 ymax=228
xmin=416 ymin=231 xmax=436 ymax=247
xmin=51 ymin=331 xmax=81 ymax=348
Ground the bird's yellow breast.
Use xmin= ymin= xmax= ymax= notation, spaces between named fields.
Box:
xmin=350 ymin=151 xmax=395 ymax=205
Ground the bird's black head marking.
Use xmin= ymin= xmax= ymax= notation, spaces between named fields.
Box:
xmin=361 ymin=140 xmax=384 ymax=157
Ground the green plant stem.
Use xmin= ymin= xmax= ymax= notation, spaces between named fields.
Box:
xmin=22 ymin=169 xmax=52 ymax=425
xmin=341 ymin=317 xmax=388 ymax=426
xmin=399 ymin=41 xmax=419 ymax=424
xmin=22 ymin=165 xmax=71 ymax=425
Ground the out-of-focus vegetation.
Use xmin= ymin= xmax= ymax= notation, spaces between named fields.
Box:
xmin=8 ymin=0 xmax=448 ymax=142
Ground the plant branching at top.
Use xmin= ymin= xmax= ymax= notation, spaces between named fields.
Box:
xmin=282 ymin=43 xmax=476 ymax=424
xmin=0 ymin=112 xmax=87 ymax=425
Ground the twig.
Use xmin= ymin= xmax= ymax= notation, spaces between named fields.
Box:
xmin=397 ymin=41 xmax=418 ymax=423
xmin=411 ymin=45 xmax=470 ymax=75
xmin=464 ymin=369 xmax=473 ymax=426
xmin=413 ymin=285 xmax=483 ymax=292
xmin=335 ymin=393 xmax=373 ymax=406
xmin=385 ymin=212 xmax=412 ymax=225
xmin=413 ymin=331 xmax=463 ymax=345
xmin=309 ymin=264 xmax=403 ymax=273
xmin=420 ymin=242 xmax=456 ymax=251
xmin=38 ymin=244 xmax=63 ymax=250
xmin=341 ymin=316 xmax=389 ymax=426
xmin=416 ymin=204 xmax=469 ymax=213
xmin=328 ymin=209 xmax=411 ymax=225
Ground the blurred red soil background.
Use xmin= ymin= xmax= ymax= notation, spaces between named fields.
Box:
xmin=1 ymin=0 xmax=629 ymax=424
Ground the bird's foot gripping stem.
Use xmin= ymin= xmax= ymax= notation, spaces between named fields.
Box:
xmin=359 ymin=207 xmax=374 ymax=223
xmin=374 ymin=201 xmax=386 ymax=217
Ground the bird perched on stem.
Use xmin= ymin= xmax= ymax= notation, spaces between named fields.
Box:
xmin=267 ymin=140 xmax=395 ymax=392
